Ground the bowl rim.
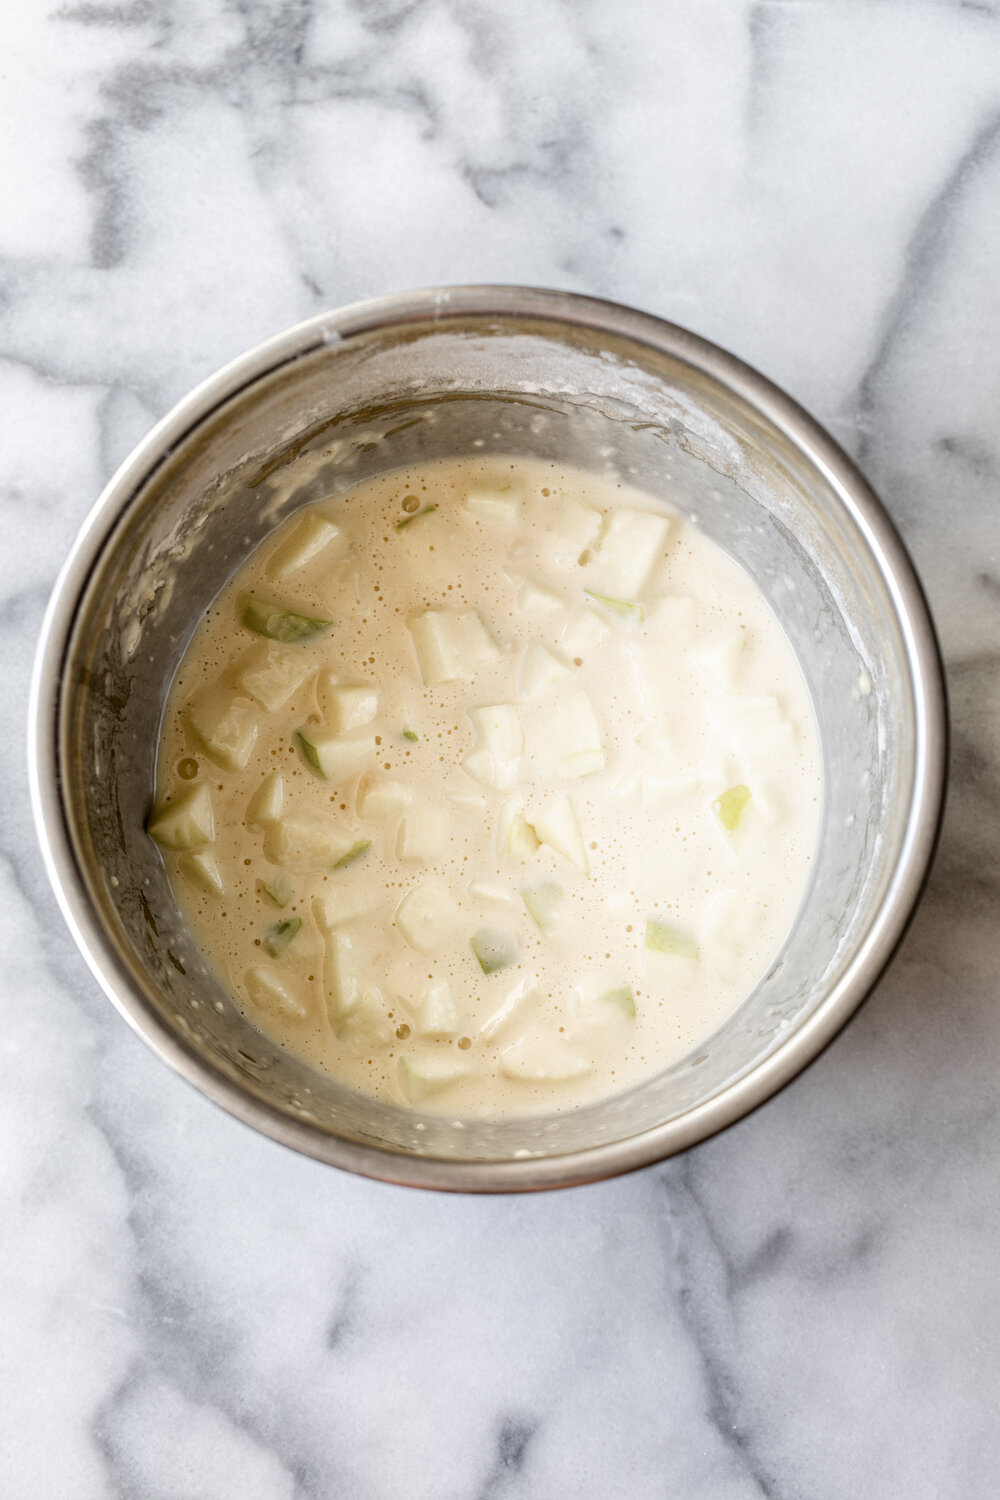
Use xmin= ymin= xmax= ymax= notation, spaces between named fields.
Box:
xmin=27 ymin=284 xmax=948 ymax=1192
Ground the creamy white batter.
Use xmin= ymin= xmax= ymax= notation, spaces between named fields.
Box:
xmin=150 ymin=457 xmax=821 ymax=1116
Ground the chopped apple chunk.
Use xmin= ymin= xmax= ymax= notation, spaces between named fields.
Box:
xmin=264 ymin=816 xmax=367 ymax=874
xmin=396 ymin=504 xmax=437 ymax=530
xmin=179 ymin=849 xmax=224 ymax=895
xmin=464 ymin=486 xmax=520 ymax=526
xmin=520 ymin=880 xmax=563 ymax=934
xmin=333 ymin=838 xmax=371 ymax=870
xmin=559 ymin=609 xmax=610 ymax=660
xmin=526 ymin=690 xmax=604 ymax=780
xmin=464 ymin=704 xmax=523 ymax=789
xmin=696 ymin=633 xmax=745 ymax=689
xmin=540 ymin=496 xmax=602 ymax=555
xmin=499 ymin=1035 xmax=591 ymax=1082
xmin=237 ymin=643 xmax=314 ymax=713
xmin=323 ymin=682 xmax=378 ymax=733
xmin=520 ymin=642 xmax=571 ymax=697
xmin=296 ymin=727 xmax=374 ymax=782
xmin=395 ymin=879 xmax=462 ymax=953
xmin=263 ymin=917 xmax=301 ymax=957
xmin=357 ymin=775 xmax=412 ymax=822
xmin=187 ymin=693 xmax=259 ymax=771
xmin=242 ymin=598 xmax=331 ymax=642
xmin=398 ymin=1054 xmax=470 ymax=1102
xmin=259 ymin=872 xmax=296 ymax=908
xmin=645 ymin=918 xmax=699 ymax=959
xmin=497 ymin=798 xmax=540 ymax=861
xmin=321 ymin=930 xmax=359 ymax=1022
xmin=587 ymin=508 xmax=670 ymax=598
xmin=397 ymin=807 xmax=447 ymax=864
xmin=312 ymin=884 xmax=376 ymax=931
xmin=247 ymin=771 xmax=284 ymax=825
xmin=414 ymin=980 xmax=460 ymax=1037
xmin=245 ymin=966 xmax=307 ymax=1019
xmin=583 ymin=590 xmax=644 ymax=623
xmin=517 ymin=580 xmax=564 ymax=614
xmin=408 ymin=609 xmax=501 ymax=685
xmin=471 ymin=927 xmax=518 ymax=974
xmin=267 ymin=513 xmax=347 ymax=579
xmin=528 ymin=793 xmax=588 ymax=875
xmin=713 ymin=784 xmax=752 ymax=834
xmin=147 ymin=784 xmax=215 ymax=850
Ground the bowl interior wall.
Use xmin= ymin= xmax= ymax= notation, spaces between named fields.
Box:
xmin=63 ymin=318 xmax=911 ymax=1161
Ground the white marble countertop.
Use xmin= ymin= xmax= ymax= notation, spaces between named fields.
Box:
xmin=3 ymin=2 xmax=999 ymax=1494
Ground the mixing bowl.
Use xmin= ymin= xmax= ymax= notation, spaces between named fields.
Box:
xmin=29 ymin=287 xmax=946 ymax=1190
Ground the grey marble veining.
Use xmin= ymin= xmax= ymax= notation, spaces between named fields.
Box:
xmin=2 ymin=2 xmax=999 ymax=1495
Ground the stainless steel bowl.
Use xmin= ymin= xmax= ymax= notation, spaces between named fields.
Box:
xmin=29 ymin=287 xmax=946 ymax=1191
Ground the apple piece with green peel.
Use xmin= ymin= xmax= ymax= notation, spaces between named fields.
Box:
xmin=520 ymin=642 xmax=571 ymax=698
xmin=296 ymin=727 xmax=374 ymax=782
xmin=464 ymin=486 xmax=520 ymax=526
xmin=357 ymin=774 xmax=411 ymax=822
xmin=645 ymin=917 xmax=699 ymax=959
xmin=259 ymin=872 xmax=296 ymax=908
xmin=415 ymin=980 xmax=460 ymax=1037
xmin=407 ymin=609 xmax=501 ymax=685
xmin=263 ymin=916 xmax=301 ymax=957
xmin=395 ymin=879 xmax=462 ymax=953
xmin=398 ymin=1053 xmax=470 ymax=1103
xmin=583 ymin=590 xmax=645 ymax=624
xmin=147 ymin=783 xmax=215 ymax=850
xmin=590 ymin=984 xmax=637 ymax=1020
xmin=520 ymin=880 xmax=564 ymax=934
xmin=713 ymin=783 xmax=752 ymax=835
xmin=264 ymin=815 xmax=366 ymax=874
xmin=267 ymin=513 xmax=347 ymax=579
xmin=333 ymin=838 xmax=371 ymax=871
xmin=529 ymin=793 xmax=589 ymax=875
xmin=496 ymin=798 xmax=541 ymax=861
xmin=471 ymin=927 xmax=518 ymax=975
xmin=395 ymin=504 xmax=438 ymax=530
xmin=247 ymin=771 xmax=284 ymax=825
xmin=242 ymin=597 xmax=332 ymax=642
xmin=245 ymin=966 xmax=307 ymax=1019
xmin=499 ymin=1035 xmax=591 ymax=1082
xmin=323 ymin=681 xmax=378 ymax=732
xmin=586 ymin=509 xmax=670 ymax=598
xmin=237 ymin=642 xmax=314 ymax=712
xmin=187 ymin=693 xmax=259 ymax=771
xmin=178 ymin=849 xmax=224 ymax=895
xmin=573 ymin=972 xmax=637 ymax=1024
